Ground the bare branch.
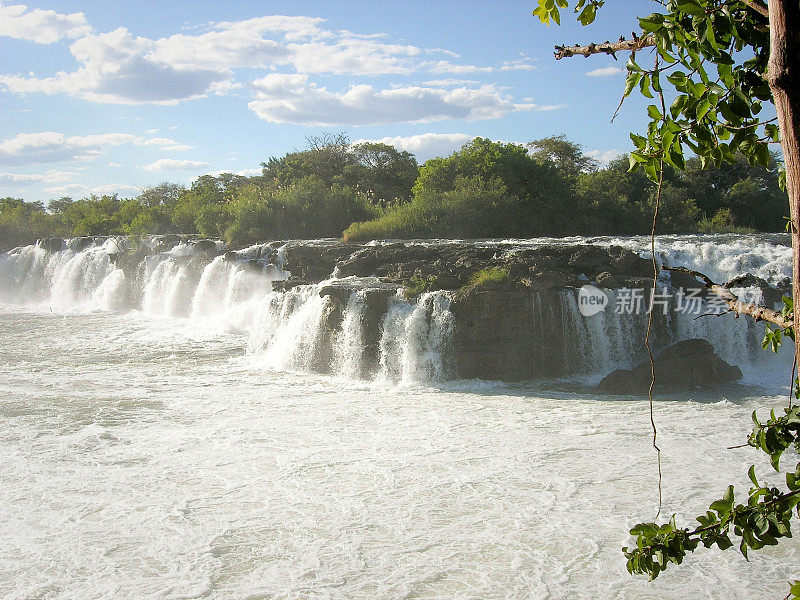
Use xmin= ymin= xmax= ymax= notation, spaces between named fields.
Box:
xmin=664 ymin=266 xmax=793 ymax=329
xmin=555 ymin=34 xmax=655 ymax=60
xmin=554 ymin=1 xmax=768 ymax=62
xmin=741 ymin=0 xmax=769 ymax=18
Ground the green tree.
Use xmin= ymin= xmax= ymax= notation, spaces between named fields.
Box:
xmin=343 ymin=175 xmax=523 ymax=241
xmin=682 ymin=153 xmax=787 ymax=230
xmin=222 ymin=176 xmax=377 ymax=247
xmin=0 ymin=197 xmax=55 ymax=250
xmin=261 ymin=132 xmax=355 ymax=187
xmin=534 ymin=0 xmax=800 ymax=593
xmin=137 ymin=182 xmax=185 ymax=209
xmin=56 ymin=194 xmax=122 ymax=236
xmin=345 ymin=142 xmax=418 ymax=206
xmin=527 ymin=134 xmax=597 ymax=177
xmin=261 ymin=134 xmax=418 ymax=207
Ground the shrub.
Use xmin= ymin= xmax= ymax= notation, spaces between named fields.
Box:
xmin=467 ymin=266 xmax=511 ymax=288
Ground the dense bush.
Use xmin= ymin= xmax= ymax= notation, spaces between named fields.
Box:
xmin=0 ymin=135 xmax=787 ymax=251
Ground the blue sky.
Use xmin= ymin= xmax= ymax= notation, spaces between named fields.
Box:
xmin=0 ymin=0 xmax=658 ymax=204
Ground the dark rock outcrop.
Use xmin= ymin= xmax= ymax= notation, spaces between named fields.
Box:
xmin=597 ymin=338 xmax=742 ymax=393
xmin=333 ymin=243 xmax=653 ymax=292
xmin=37 ymin=238 xmax=65 ymax=253
xmin=280 ymin=242 xmax=361 ymax=282
xmin=449 ymin=281 xmax=581 ymax=380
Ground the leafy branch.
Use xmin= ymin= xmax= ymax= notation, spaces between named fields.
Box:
xmin=624 ymin=405 xmax=800 ymax=588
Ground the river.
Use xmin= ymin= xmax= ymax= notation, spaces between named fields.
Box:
xmin=0 ymin=235 xmax=798 ymax=598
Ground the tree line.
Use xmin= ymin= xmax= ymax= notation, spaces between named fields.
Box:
xmin=0 ymin=133 xmax=788 ymax=251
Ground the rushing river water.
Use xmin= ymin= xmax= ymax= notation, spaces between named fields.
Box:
xmin=1 ymin=235 xmax=799 ymax=598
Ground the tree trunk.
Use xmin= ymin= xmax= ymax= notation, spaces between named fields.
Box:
xmin=766 ymin=0 xmax=800 ymax=362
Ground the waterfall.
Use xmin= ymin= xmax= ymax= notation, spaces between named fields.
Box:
xmin=1 ymin=234 xmax=793 ymax=386
xmin=0 ymin=237 xmax=277 ymax=324
xmin=247 ymin=286 xmax=330 ymax=372
xmin=555 ymin=286 xmax=794 ymax=383
xmin=332 ymin=291 xmax=367 ymax=378
xmin=378 ymin=291 xmax=454 ymax=383
xmin=0 ymin=238 xmax=122 ymax=309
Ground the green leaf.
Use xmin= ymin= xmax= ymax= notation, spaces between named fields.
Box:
xmin=723 ymin=485 xmax=734 ymax=505
xmin=624 ymin=72 xmax=642 ymax=97
xmin=626 ymin=56 xmax=643 ymax=73
xmin=696 ymin=98 xmax=712 ymax=120
xmin=677 ymin=0 xmax=704 ymax=16
xmin=640 ymin=13 xmax=665 ymax=32
xmin=667 ymin=71 xmax=687 ymax=86
xmin=748 ymin=465 xmax=759 ymax=488
xmin=755 ymin=143 xmax=771 ymax=167
xmin=577 ymin=3 xmax=596 ymax=25
xmin=639 ymin=73 xmax=654 ymax=98
xmin=644 ymin=160 xmax=658 ymax=182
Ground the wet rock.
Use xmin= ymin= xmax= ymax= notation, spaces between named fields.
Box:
xmin=189 ymin=239 xmax=219 ymax=255
xmin=318 ymin=283 xmax=352 ymax=304
xmin=281 ymin=243 xmax=360 ymax=281
xmin=36 ymin=238 xmax=64 ymax=253
xmin=450 ymin=285 xmax=572 ymax=381
xmin=150 ymin=234 xmax=187 ymax=253
xmin=597 ymin=338 xmax=742 ymax=393
xmin=726 ymin=273 xmax=789 ymax=306
xmin=71 ymin=237 xmax=98 ymax=252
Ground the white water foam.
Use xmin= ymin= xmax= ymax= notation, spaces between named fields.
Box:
xmin=0 ymin=234 xmax=793 ymax=386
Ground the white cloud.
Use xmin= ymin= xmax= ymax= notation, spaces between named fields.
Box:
xmin=426 ymin=48 xmax=460 ymax=58
xmin=248 ymin=75 xmax=535 ymax=126
xmin=0 ymin=14 xmax=521 ymax=107
xmin=0 ymin=27 xmax=230 ymax=104
xmin=42 ymin=182 xmax=137 ymax=197
xmin=204 ymin=168 xmax=262 ymax=177
xmin=145 ymin=158 xmax=209 ymax=171
xmin=286 ymin=38 xmax=419 ymax=75
xmin=500 ymin=58 xmax=537 ymax=72
xmin=0 ymin=132 xmax=135 ymax=164
xmin=213 ymin=15 xmax=329 ymax=42
xmin=43 ymin=182 xmax=138 ymax=197
xmin=151 ymin=26 xmax=292 ymax=71
xmin=422 ymin=57 xmax=536 ymax=75
xmin=153 ymin=16 xmax=419 ymax=75
xmin=0 ymin=169 xmax=78 ymax=186
xmin=355 ymin=133 xmax=474 ymax=160
xmin=586 ymin=66 xmax=624 ymax=77
xmin=0 ymin=172 xmax=39 ymax=184
xmin=586 ymin=149 xmax=623 ymax=165
xmin=235 ymin=168 xmax=262 ymax=177
xmin=43 ymin=183 xmax=89 ymax=195
xmin=91 ymin=183 xmax=139 ymax=196
xmin=422 ymin=78 xmax=481 ymax=87
xmin=424 ymin=60 xmax=494 ymax=74
xmin=137 ymin=137 xmax=192 ymax=151
xmin=0 ymin=131 xmax=192 ymax=165
xmin=0 ymin=3 xmax=91 ymax=44
xmin=533 ymin=103 xmax=567 ymax=111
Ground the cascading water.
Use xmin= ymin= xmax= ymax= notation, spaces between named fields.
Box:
xmin=378 ymin=291 xmax=454 ymax=384
xmin=0 ymin=238 xmax=122 ymax=308
xmin=0 ymin=234 xmax=793 ymax=385
xmin=332 ymin=290 xmax=368 ymax=378
xmin=247 ymin=285 xmax=330 ymax=372
xmin=4 ymin=234 xmax=798 ymax=599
